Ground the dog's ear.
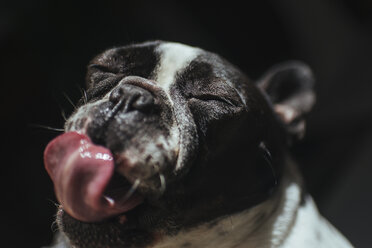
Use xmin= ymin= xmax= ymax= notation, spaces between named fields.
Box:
xmin=257 ymin=61 xmax=316 ymax=140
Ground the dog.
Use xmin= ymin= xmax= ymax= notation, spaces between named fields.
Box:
xmin=44 ymin=41 xmax=353 ymax=248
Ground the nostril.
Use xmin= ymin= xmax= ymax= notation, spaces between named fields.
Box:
xmin=132 ymin=94 xmax=154 ymax=111
xmin=109 ymin=84 xmax=155 ymax=113
xmin=109 ymin=87 xmax=124 ymax=104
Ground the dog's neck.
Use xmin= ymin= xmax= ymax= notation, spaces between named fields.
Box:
xmin=151 ymin=159 xmax=351 ymax=248
xmin=49 ymin=158 xmax=351 ymax=248
xmin=149 ymin=158 xmax=296 ymax=248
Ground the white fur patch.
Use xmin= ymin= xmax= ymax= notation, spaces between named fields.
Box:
xmin=152 ymin=202 xmax=275 ymax=248
xmin=154 ymin=42 xmax=200 ymax=172
xmin=270 ymin=182 xmax=301 ymax=246
xmin=151 ymin=166 xmax=353 ymax=248
xmin=64 ymin=99 xmax=104 ymax=133
xmin=281 ymin=197 xmax=353 ymax=248
xmin=151 ymin=179 xmax=284 ymax=248
xmin=155 ymin=42 xmax=201 ymax=92
xmin=116 ymin=126 xmax=180 ymax=181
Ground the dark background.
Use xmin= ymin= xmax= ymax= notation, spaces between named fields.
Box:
xmin=1 ymin=0 xmax=371 ymax=247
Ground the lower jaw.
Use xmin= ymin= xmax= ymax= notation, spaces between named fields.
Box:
xmin=57 ymin=206 xmax=157 ymax=248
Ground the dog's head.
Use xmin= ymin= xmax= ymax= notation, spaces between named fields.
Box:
xmin=44 ymin=41 xmax=315 ymax=248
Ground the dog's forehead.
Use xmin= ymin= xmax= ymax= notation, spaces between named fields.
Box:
xmin=90 ymin=41 xmax=250 ymax=106
xmin=154 ymin=42 xmax=202 ymax=91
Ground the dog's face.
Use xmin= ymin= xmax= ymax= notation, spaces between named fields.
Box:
xmin=44 ymin=41 xmax=315 ymax=248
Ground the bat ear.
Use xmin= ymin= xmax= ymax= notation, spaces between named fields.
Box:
xmin=257 ymin=61 xmax=316 ymax=140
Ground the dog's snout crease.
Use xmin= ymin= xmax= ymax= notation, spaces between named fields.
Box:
xmin=109 ymin=83 xmax=155 ymax=113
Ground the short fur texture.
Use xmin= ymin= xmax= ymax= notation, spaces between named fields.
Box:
xmin=45 ymin=41 xmax=352 ymax=248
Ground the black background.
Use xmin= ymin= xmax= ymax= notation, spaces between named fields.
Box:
xmin=1 ymin=0 xmax=371 ymax=247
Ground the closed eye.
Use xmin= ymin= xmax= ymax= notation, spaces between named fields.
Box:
xmin=192 ymin=94 xmax=235 ymax=107
xmin=88 ymin=64 xmax=116 ymax=73
xmin=84 ymin=75 xmax=123 ymax=102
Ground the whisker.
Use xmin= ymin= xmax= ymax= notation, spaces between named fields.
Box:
xmin=76 ymin=85 xmax=88 ymax=104
xmin=83 ymin=89 xmax=88 ymax=104
xmin=61 ymin=109 xmax=67 ymax=121
xmin=30 ymin=124 xmax=64 ymax=132
xmin=46 ymin=198 xmax=61 ymax=208
xmin=46 ymin=199 xmax=62 ymax=232
xmin=56 ymin=103 xmax=68 ymax=121
xmin=62 ymin=92 xmax=76 ymax=109
xmin=51 ymin=219 xmax=59 ymax=232
xmin=259 ymin=142 xmax=278 ymax=186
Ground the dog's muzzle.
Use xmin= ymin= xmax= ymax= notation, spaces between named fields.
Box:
xmin=43 ymin=78 xmax=168 ymax=223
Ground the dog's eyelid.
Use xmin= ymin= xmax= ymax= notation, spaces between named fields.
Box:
xmin=192 ymin=94 xmax=236 ymax=106
xmin=88 ymin=63 xmax=104 ymax=69
xmin=88 ymin=63 xmax=116 ymax=73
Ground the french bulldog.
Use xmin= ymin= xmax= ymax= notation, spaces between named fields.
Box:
xmin=44 ymin=41 xmax=353 ymax=247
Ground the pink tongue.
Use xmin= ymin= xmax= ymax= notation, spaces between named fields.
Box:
xmin=44 ymin=132 xmax=142 ymax=222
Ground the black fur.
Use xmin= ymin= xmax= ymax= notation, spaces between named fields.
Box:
xmin=52 ymin=41 xmax=314 ymax=248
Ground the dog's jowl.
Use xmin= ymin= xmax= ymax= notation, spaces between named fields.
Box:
xmin=44 ymin=41 xmax=353 ymax=248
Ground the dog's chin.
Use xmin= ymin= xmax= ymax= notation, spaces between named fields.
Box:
xmin=57 ymin=184 xmax=179 ymax=248
xmin=58 ymin=206 xmax=156 ymax=248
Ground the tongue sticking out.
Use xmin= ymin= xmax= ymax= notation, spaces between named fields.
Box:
xmin=44 ymin=132 xmax=143 ymax=222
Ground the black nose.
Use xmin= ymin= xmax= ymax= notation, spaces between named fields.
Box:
xmin=109 ymin=82 xmax=154 ymax=112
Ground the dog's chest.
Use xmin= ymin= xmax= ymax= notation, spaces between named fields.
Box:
xmin=281 ymin=197 xmax=353 ymax=248
xmin=151 ymin=183 xmax=353 ymax=248
xmin=151 ymin=211 xmax=272 ymax=248
xmin=49 ymin=196 xmax=352 ymax=248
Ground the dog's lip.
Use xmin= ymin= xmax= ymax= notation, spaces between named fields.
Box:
xmin=44 ymin=131 xmax=144 ymax=223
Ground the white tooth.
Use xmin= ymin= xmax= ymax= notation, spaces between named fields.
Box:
xmin=159 ymin=173 xmax=166 ymax=194
xmin=121 ymin=179 xmax=141 ymax=203
xmin=103 ymin=195 xmax=115 ymax=206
